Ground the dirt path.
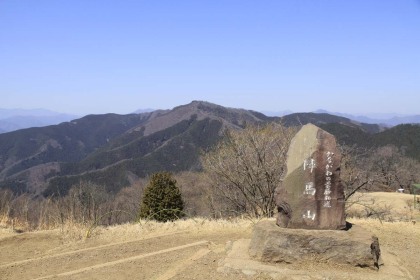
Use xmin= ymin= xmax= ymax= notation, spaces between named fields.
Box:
xmin=1 ymin=220 xmax=419 ymax=280
xmin=32 ymin=241 xmax=209 ymax=280
xmin=0 ymin=229 xmax=251 ymax=280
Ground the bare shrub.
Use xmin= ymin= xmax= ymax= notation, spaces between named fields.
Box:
xmin=370 ymin=145 xmax=420 ymax=193
xmin=202 ymin=123 xmax=296 ymax=218
xmin=174 ymin=172 xmax=214 ymax=217
xmin=340 ymin=145 xmax=375 ymax=201
xmin=0 ymin=189 xmax=15 ymax=226
xmin=109 ymin=180 xmax=144 ymax=224
xmin=346 ymin=196 xmax=393 ymax=222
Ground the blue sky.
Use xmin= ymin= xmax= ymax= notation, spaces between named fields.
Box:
xmin=1 ymin=1 xmax=419 ymax=115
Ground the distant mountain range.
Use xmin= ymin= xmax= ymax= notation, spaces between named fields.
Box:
xmin=0 ymin=101 xmax=419 ymax=196
xmin=0 ymin=109 xmax=78 ymax=133
xmin=262 ymin=109 xmax=420 ymax=126
xmin=313 ymin=110 xmax=420 ymax=127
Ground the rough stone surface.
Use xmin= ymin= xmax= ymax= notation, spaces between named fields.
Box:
xmin=249 ymin=220 xmax=377 ymax=268
xmin=220 ymin=236 xmax=407 ymax=279
xmin=275 ymin=123 xmax=346 ymax=230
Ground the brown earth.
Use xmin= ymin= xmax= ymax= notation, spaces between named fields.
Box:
xmin=1 ymin=192 xmax=419 ymax=280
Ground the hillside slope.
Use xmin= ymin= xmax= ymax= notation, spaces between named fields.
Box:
xmin=0 ymin=101 xmax=418 ymax=196
xmin=0 ymin=101 xmax=272 ymax=195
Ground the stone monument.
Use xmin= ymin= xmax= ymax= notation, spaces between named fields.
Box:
xmin=275 ymin=123 xmax=346 ymax=230
xmin=249 ymin=124 xmax=381 ymax=269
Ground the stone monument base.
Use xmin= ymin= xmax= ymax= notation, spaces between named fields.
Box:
xmin=218 ymin=237 xmax=409 ymax=279
xmin=249 ymin=220 xmax=380 ymax=268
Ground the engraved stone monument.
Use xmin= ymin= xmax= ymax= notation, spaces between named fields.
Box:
xmin=248 ymin=124 xmax=381 ymax=269
xmin=275 ymin=123 xmax=346 ymax=230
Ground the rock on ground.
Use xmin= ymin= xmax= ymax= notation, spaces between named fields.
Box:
xmin=249 ymin=220 xmax=377 ymax=268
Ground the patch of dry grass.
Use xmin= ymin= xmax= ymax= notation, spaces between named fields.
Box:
xmin=347 ymin=192 xmax=420 ymax=256
xmin=0 ymin=213 xmax=259 ymax=243
xmin=349 ymin=217 xmax=420 ymax=277
xmin=348 ymin=217 xmax=420 ymax=248
xmin=0 ymin=226 xmax=16 ymax=239
xmin=346 ymin=192 xmax=419 ymax=222
xmin=91 ymin=217 xmax=258 ymax=243
xmin=3 ymin=191 xmax=418 ymax=247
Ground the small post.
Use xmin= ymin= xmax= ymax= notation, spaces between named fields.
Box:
xmin=412 ymin=184 xmax=420 ymax=209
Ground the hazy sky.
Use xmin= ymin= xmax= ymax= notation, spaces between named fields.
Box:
xmin=1 ymin=1 xmax=419 ymax=115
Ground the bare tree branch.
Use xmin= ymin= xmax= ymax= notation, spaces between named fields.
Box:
xmin=202 ymin=123 xmax=296 ymax=218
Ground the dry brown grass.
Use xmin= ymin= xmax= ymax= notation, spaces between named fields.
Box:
xmin=1 ymin=191 xmax=418 ymax=280
xmin=348 ymin=217 xmax=419 ymax=246
xmin=91 ymin=217 xmax=257 ymax=243
xmin=2 ymin=191 xmax=419 ymax=245
xmin=86 ymin=216 xmax=419 ymax=249
xmin=346 ymin=192 xmax=420 ymax=222
xmin=0 ymin=225 xmax=15 ymax=239
xmin=88 ymin=192 xmax=419 ymax=246
xmin=349 ymin=216 xmax=420 ymax=277
xmin=1 ymin=213 xmax=258 ymax=243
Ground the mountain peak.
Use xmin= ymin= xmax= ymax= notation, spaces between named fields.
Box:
xmin=179 ymin=100 xmax=224 ymax=111
xmin=137 ymin=100 xmax=269 ymax=136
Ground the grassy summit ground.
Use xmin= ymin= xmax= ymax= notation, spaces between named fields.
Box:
xmin=0 ymin=192 xmax=419 ymax=279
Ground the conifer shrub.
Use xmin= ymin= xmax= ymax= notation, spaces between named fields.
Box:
xmin=139 ymin=172 xmax=185 ymax=222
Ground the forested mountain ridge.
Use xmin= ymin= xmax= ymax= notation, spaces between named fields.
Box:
xmin=0 ymin=101 xmax=418 ymax=196
xmin=0 ymin=101 xmax=271 ymax=195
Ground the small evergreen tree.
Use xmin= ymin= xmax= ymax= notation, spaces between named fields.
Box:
xmin=139 ymin=172 xmax=185 ymax=222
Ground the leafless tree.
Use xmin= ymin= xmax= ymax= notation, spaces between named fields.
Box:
xmin=202 ymin=123 xmax=296 ymax=218
xmin=339 ymin=145 xmax=375 ymax=201
xmin=371 ymin=145 xmax=401 ymax=188
xmin=395 ymin=156 xmax=420 ymax=194
xmin=369 ymin=145 xmax=420 ymax=193
xmin=110 ymin=180 xmax=144 ymax=224
xmin=174 ymin=171 xmax=214 ymax=217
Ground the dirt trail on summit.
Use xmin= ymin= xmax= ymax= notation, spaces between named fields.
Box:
xmin=1 ymin=210 xmax=419 ymax=280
